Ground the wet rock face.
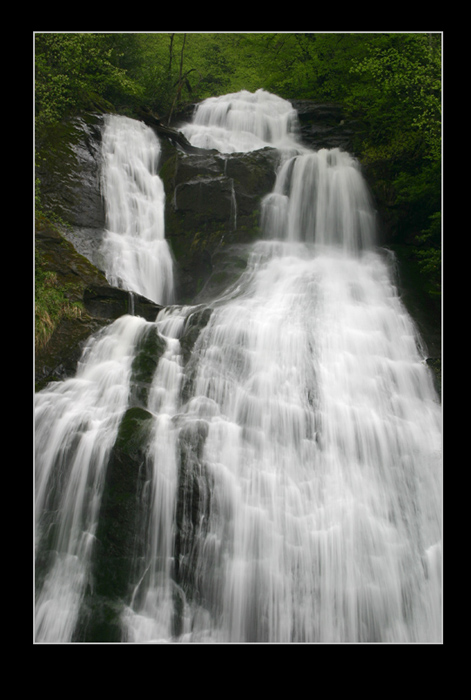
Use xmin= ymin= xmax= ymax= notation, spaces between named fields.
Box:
xmin=77 ymin=405 xmax=154 ymax=642
xmin=36 ymin=103 xmax=361 ymax=307
xmin=160 ymin=147 xmax=279 ymax=302
xmin=290 ymin=100 xmax=357 ymax=152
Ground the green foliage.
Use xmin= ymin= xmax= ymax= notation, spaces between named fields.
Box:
xmin=348 ymin=33 xmax=441 ymax=163
xmin=35 ymin=33 xmax=142 ymax=131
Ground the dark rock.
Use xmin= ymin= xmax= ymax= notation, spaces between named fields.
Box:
xmin=426 ymin=357 xmax=441 ymax=398
xmin=292 ymin=100 xmax=344 ymax=124
xmin=129 ymin=324 xmax=167 ymax=407
xmin=193 ymin=243 xmax=251 ymax=305
xmin=179 ymin=305 xmax=213 ymax=365
xmin=225 ymin=148 xmax=278 ymax=211
xmin=291 ymin=100 xmax=356 ymax=152
xmin=83 ymin=285 xmax=163 ymax=323
xmin=74 ymin=596 xmax=124 ymax=643
xmin=175 ymin=176 xmax=235 ymax=222
xmin=174 ymin=418 xmax=213 ymax=612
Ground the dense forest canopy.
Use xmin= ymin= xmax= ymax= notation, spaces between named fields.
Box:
xmin=34 ymin=31 xmax=442 ymax=340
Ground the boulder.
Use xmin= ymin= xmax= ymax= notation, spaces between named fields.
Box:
xmin=83 ymin=285 xmax=162 ymax=323
xmin=161 ymin=147 xmax=279 ymax=302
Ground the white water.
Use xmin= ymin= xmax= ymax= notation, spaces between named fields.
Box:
xmin=35 ymin=91 xmax=442 ymax=643
xmin=100 ymin=115 xmax=174 ymax=305
xmin=180 ymin=89 xmax=300 ymax=153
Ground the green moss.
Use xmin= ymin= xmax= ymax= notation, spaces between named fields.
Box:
xmin=159 ymin=152 xmax=177 ymax=187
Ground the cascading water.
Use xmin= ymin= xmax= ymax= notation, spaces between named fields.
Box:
xmin=34 ymin=315 xmax=151 ymax=642
xmin=100 ymin=114 xmax=174 ymax=305
xmin=262 ymin=148 xmax=376 ymax=252
xmin=35 ymin=91 xmax=442 ymax=643
xmin=180 ymin=89 xmax=300 ymax=153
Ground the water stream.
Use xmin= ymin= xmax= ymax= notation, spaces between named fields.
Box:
xmin=100 ymin=114 xmax=175 ymax=305
xmin=35 ymin=91 xmax=442 ymax=643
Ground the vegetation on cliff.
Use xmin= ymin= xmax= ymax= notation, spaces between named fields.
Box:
xmin=35 ymin=217 xmax=85 ymax=350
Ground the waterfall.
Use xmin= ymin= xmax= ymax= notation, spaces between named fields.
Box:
xmin=100 ymin=115 xmax=175 ymax=305
xmin=35 ymin=92 xmax=442 ymax=643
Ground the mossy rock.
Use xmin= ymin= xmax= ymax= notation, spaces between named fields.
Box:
xmin=74 ymin=596 xmax=125 ymax=643
xmin=129 ymin=325 xmax=167 ymax=407
xmin=74 ymin=406 xmax=154 ymax=640
xmin=92 ymin=407 xmax=153 ymax=594
xmin=112 ymin=406 xmax=154 ymax=460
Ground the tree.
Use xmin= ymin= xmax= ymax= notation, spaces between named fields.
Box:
xmin=35 ymin=33 xmax=142 ymax=131
xmin=348 ymin=33 xmax=441 ymax=162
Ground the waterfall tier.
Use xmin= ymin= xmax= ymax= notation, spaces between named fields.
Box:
xmin=100 ymin=115 xmax=175 ymax=305
xmin=181 ymin=89 xmax=299 ymax=153
xmin=262 ymin=148 xmax=376 ymax=252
